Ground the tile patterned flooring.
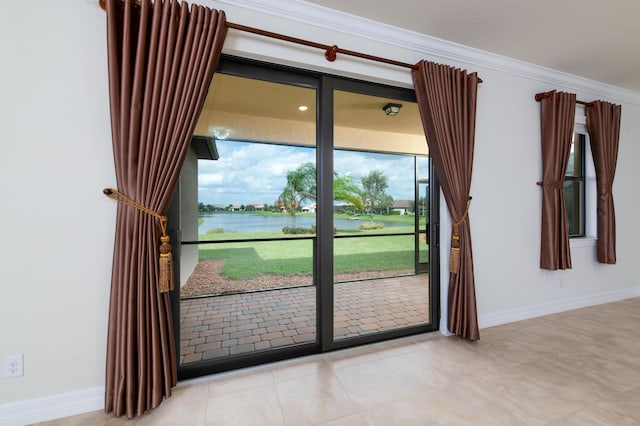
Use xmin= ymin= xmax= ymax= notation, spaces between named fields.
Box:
xmin=37 ymin=297 xmax=640 ymax=425
xmin=180 ymin=275 xmax=430 ymax=364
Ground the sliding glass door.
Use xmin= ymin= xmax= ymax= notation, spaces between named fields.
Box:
xmin=328 ymin=83 xmax=433 ymax=348
xmin=173 ymin=57 xmax=439 ymax=378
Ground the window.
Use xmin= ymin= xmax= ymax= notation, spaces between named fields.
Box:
xmin=566 ymin=106 xmax=597 ymax=242
xmin=565 ymin=131 xmax=585 ymax=237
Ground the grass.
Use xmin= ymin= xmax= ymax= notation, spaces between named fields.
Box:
xmin=198 ymin=225 xmax=428 ymax=280
xmin=333 ymin=212 xmax=424 ymax=226
xmin=212 ymin=210 xmax=427 ymax=226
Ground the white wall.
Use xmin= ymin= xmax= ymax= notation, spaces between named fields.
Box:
xmin=0 ymin=0 xmax=114 ymax=410
xmin=470 ymin=69 xmax=640 ymax=325
xmin=1 ymin=0 xmax=639 ymax=421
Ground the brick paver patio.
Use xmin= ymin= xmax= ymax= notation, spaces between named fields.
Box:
xmin=180 ymin=274 xmax=429 ymax=364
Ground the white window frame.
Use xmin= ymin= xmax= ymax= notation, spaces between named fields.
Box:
xmin=571 ymin=105 xmax=597 ymax=247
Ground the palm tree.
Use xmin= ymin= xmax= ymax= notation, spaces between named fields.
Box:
xmin=279 ymin=162 xmax=316 ymax=228
xmin=279 ymin=163 xmax=365 ymax=227
xmin=334 ymin=175 xmax=364 ymax=213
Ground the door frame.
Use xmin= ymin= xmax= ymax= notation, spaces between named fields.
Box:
xmin=318 ymin=75 xmax=440 ymax=352
xmin=171 ymin=55 xmax=440 ymax=380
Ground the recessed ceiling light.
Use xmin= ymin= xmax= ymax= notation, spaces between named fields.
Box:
xmin=298 ymin=105 xmax=308 ymax=111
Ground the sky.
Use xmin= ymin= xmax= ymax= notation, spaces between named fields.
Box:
xmin=197 ymin=140 xmax=427 ymax=207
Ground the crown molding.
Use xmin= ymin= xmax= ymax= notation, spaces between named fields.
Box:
xmin=214 ymin=0 xmax=640 ymax=105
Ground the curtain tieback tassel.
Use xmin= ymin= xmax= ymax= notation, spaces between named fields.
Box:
xmin=159 ymin=234 xmax=174 ymax=293
xmin=450 ymin=197 xmax=472 ymax=274
xmin=103 ymin=187 xmax=174 ymax=293
xmin=449 ymin=223 xmax=461 ymax=274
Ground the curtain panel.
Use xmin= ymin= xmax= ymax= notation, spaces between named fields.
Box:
xmin=103 ymin=0 xmax=226 ymax=417
xmin=412 ymin=60 xmax=480 ymax=340
xmin=537 ymin=91 xmax=575 ymax=270
xmin=586 ymin=101 xmax=621 ymax=264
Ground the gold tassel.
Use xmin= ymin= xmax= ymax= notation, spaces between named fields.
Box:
xmin=159 ymin=235 xmax=174 ymax=293
xmin=449 ymin=223 xmax=461 ymax=274
xmin=449 ymin=247 xmax=460 ymax=274
xmin=103 ymin=188 xmax=176 ymax=293
xmin=449 ymin=197 xmax=472 ymax=274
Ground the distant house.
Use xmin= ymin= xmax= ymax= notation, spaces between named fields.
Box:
xmin=392 ymin=200 xmax=412 ymax=215
xmin=273 ymin=199 xmax=299 ymax=213
xmin=302 ymin=203 xmax=316 ymax=213
xmin=333 ymin=201 xmax=350 ymax=212
xmin=248 ymin=203 xmax=265 ymax=211
xmin=230 ymin=204 xmax=243 ymax=211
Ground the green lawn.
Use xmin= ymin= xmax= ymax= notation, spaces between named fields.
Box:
xmin=245 ymin=210 xmax=426 ymax=225
xmin=198 ymin=224 xmax=428 ymax=280
xmin=277 ymin=211 xmax=423 ymax=223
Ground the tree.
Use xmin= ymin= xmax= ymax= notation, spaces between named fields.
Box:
xmin=279 ymin=162 xmax=316 ymax=228
xmin=418 ymin=196 xmax=427 ymax=217
xmin=334 ymin=175 xmax=364 ymax=212
xmin=381 ymin=194 xmax=394 ymax=215
xmin=279 ymin=163 xmax=365 ymax=228
xmin=361 ymin=170 xmax=389 ymax=220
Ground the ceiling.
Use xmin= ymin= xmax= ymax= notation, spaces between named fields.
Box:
xmin=202 ymin=73 xmax=424 ymax=136
xmin=303 ymin=0 xmax=640 ymax=93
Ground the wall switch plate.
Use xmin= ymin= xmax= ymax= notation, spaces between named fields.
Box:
xmin=3 ymin=354 xmax=24 ymax=378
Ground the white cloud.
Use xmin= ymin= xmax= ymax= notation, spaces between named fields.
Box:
xmin=198 ymin=173 xmax=224 ymax=186
xmin=197 ymin=140 xmax=420 ymax=205
xmin=335 ymin=150 xmax=415 ymax=201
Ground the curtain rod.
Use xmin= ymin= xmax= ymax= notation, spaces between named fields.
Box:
xmin=535 ymin=91 xmax=593 ymax=106
xmin=98 ymin=0 xmax=483 ymax=82
xmin=224 ymin=22 xmax=483 ymax=82
xmin=225 ymin=22 xmax=420 ymax=71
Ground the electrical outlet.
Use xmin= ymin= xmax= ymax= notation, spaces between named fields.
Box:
xmin=3 ymin=354 xmax=23 ymax=378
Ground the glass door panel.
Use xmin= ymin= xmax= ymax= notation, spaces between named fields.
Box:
xmin=332 ymin=89 xmax=430 ymax=341
xmin=179 ymin=72 xmax=318 ymax=366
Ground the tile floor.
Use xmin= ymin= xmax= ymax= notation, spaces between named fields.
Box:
xmin=180 ymin=275 xmax=429 ymax=364
xmin=36 ymin=297 xmax=640 ymax=425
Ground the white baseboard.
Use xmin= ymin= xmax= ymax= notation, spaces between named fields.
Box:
xmin=0 ymin=386 xmax=104 ymax=426
xmin=478 ymin=287 xmax=640 ymax=330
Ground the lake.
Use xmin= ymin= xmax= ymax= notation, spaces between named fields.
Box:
xmin=199 ymin=213 xmax=406 ymax=234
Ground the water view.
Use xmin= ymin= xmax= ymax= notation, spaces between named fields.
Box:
xmin=198 ymin=213 xmax=406 ymax=234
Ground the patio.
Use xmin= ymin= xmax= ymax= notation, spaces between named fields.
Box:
xmin=180 ymin=274 xmax=429 ymax=364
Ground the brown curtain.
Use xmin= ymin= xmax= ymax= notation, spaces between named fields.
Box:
xmin=586 ymin=101 xmax=621 ymax=264
xmin=537 ymin=91 xmax=575 ymax=270
xmin=104 ymin=0 xmax=226 ymax=417
xmin=412 ymin=60 xmax=480 ymax=340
